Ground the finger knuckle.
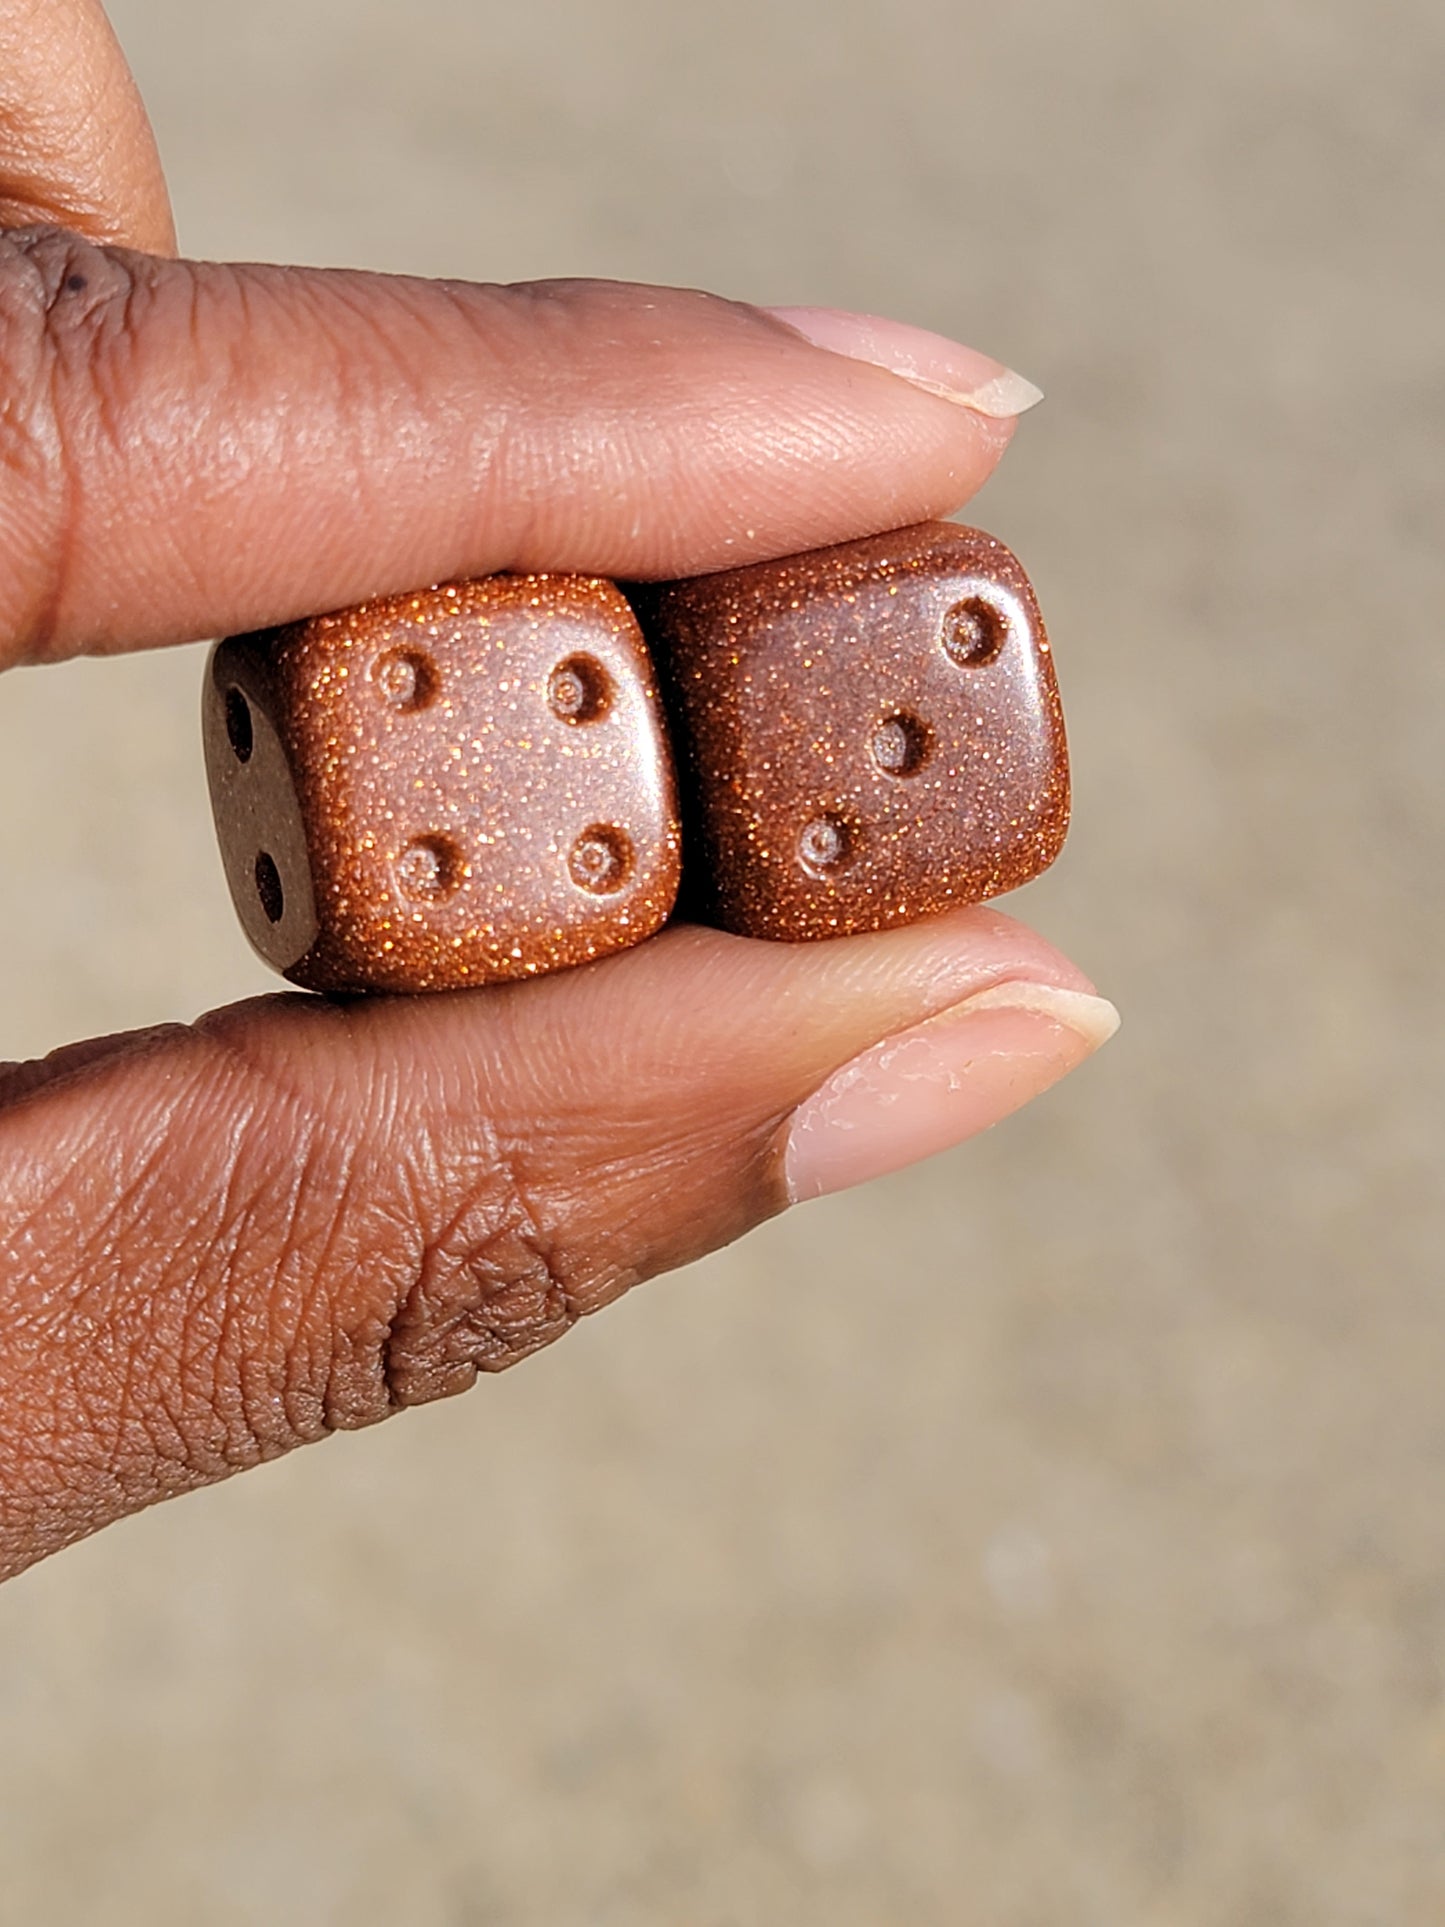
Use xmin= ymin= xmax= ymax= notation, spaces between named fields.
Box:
xmin=371 ymin=1143 xmax=580 ymax=1413
xmin=177 ymin=1017 xmax=597 ymax=1445
xmin=0 ymin=227 xmax=196 ymax=660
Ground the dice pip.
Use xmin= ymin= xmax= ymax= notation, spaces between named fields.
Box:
xmin=636 ymin=522 xmax=1068 ymax=941
xmin=203 ymin=575 xmax=681 ymax=993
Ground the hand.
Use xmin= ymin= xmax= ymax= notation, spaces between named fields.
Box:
xmin=0 ymin=0 xmax=1117 ymax=1580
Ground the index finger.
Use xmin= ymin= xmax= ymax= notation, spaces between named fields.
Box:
xmin=0 ymin=231 xmax=1031 ymax=668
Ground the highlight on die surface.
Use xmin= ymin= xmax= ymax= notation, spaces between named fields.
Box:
xmin=635 ymin=522 xmax=1069 ymax=942
xmin=203 ymin=576 xmax=681 ymax=994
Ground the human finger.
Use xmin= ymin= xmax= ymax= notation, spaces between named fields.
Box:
xmin=0 ymin=909 xmax=1115 ymax=1578
xmin=0 ymin=0 xmax=174 ymax=252
xmin=0 ymin=231 xmax=1036 ymax=667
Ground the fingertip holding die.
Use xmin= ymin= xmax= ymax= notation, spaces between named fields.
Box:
xmin=203 ymin=525 xmax=1069 ymax=993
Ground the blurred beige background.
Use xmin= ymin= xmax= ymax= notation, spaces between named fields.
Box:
xmin=2 ymin=0 xmax=1442 ymax=1920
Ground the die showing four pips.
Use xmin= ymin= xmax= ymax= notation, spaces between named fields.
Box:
xmin=202 ymin=522 xmax=1069 ymax=994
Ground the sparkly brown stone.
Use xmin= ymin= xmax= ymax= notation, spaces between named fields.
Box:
xmin=633 ymin=522 xmax=1068 ymax=942
xmin=203 ymin=576 xmax=680 ymax=993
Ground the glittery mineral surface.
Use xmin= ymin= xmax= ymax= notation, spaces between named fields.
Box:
xmin=203 ymin=576 xmax=681 ymax=993
xmin=633 ymin=522 xmax=1069 ymax=942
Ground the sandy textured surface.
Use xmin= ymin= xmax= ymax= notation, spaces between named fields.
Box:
xmin=1 ymin=1 xmax=1442 ymax=1920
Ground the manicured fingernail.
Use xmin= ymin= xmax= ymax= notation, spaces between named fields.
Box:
xmin=763 ymin=306 xmax=1044 ymax=418
xmin=783 ymin=981 xmax=1119 ymax=1204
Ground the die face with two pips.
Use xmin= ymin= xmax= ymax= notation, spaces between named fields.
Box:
xmin=636 ymin=522 xmax=1069 ymax=942
xmin=203 ymin=575 xmax=681 ymax=993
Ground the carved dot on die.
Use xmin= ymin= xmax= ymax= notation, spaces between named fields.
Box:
xmin=396 ymin=833 xmax=464 ymax=901
xmin=254 ymin=851 xmax=284 ymax=923
xmin=568 ymin=824 xmax=633 ymax=895
xmin=225 ymin=686 xmax=254 ymax=763
xmin=871 ymin=713 xmax=930 ymax=777
xmin=548 ymin=654 xmax=612 ymax=725
xmin=373 ymin=647 xmax=438 ymax=712
xmin=943 ymin=595 xmax=1008 ymax=668
xmin=798 ymin=814 xmax=854 ymax=878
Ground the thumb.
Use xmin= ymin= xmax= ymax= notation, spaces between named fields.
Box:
xmin=0 ymin=909 xmax=1116 ymax=1578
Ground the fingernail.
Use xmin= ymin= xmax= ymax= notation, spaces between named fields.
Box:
xmin=782 ymin=981 xmax=1119 ymax=1204
xmin=763 ymin=306 xmax=1044 ymax=418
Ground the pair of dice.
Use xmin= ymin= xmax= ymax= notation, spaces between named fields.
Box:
xmin=203 ymin=522 xmax=1069 ymax=995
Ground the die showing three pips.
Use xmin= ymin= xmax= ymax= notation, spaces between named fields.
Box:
xmin=203 ymin=522 xmax=1069 ymax=994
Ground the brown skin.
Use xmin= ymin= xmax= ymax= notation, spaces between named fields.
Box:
xmin=0 ymin=0 xmax=174 ymax=249
xmin=0 ymin=2 xmax=1088 ymax=1580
